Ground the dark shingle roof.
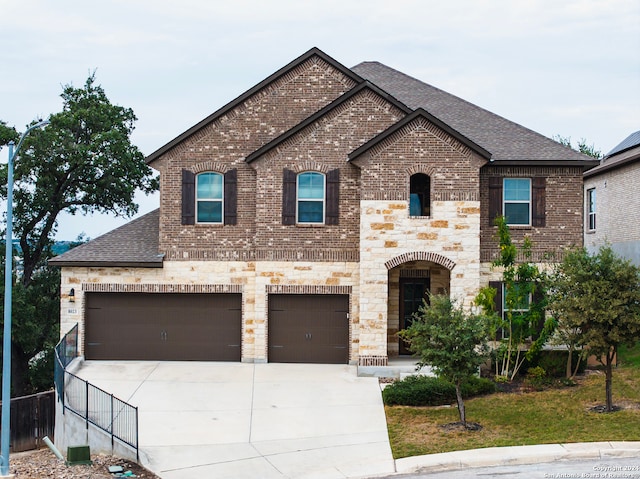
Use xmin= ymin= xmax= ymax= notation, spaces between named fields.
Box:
xmin=352 ymin=61 xmax=598 ymax=167
xmin=49 ymin=209 xmax=163 ymax=268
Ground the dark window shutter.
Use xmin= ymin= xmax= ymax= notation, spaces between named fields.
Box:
xmin=489 ymin=281 xmax=504 ymax=340
xmin=181 ymin=169 xmax=195 ymax=225
xmin=326 ymin=168 xmax=340 ymax=225
xmin=282 ymin=169 xmax=296 ymax=225
xmin=532 ymin=177 xmax=546 ymax=227
xmin=531 ymin=285 xmax=546 ymax=339
xmin=224 ymin=169 xmax=238 ymax=225
xmin=488 ymin=177 xmax=502 ymax=224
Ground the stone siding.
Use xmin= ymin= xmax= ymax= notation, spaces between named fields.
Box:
xmin=60 ymin=261 xmax=359 ymax=363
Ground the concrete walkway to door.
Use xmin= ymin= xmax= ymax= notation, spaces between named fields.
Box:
xmin=74 ymin=361 xmax=396 ymax=479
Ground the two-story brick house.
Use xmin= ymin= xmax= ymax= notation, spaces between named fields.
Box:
xmin=51 ymin=48 xmax=598 ymax=368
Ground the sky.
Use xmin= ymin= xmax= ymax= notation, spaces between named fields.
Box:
xmin=1 ymin=0 xmax=639 ymax=241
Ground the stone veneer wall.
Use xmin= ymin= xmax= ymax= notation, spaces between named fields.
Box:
xmin=59 ymin=260 xmax=359 ymax=363
xmin=358 ymin=199 xmax=481 ymax=364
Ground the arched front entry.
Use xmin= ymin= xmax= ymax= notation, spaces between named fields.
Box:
xmin=385 ymin=252 xmax=454 ymax=357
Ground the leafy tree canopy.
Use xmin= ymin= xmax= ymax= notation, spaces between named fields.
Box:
xmin=548 ymin=245 xmax=640 ymax=411
xmin=0 ymin=73 xmax=158 ymax=287
xmin=554 ymin=134 xmax=603 ymax=159
xmin=0 ymin=74 xmax=158 ymax=395
xmin=399 ymin=294 xmax=490 ymax=426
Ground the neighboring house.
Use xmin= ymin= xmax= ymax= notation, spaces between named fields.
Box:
xmin=583 ymin=131 xmax=640 ymax=266
xmin=50 ymin=48 xmax=598 ymax=368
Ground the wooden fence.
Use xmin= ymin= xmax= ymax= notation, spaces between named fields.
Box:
xmin=0 ymin=390 xmax=55 ymax=452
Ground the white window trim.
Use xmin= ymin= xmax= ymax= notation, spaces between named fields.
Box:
xmin=296 ymin=172 xmax=326 ymax=224
xmin=587 ymin=188 xmax=596 ymax=231
xmin=196 ymin=172 xmax=224 ymax=224
xmin=503 ymin=178 xmax=532 ymax=226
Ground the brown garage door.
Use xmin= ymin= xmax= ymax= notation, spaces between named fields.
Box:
xmin=268 ymin=294 xmax=349 ymax=364
xmin=85 ymin=293 xmax=242 ymax=361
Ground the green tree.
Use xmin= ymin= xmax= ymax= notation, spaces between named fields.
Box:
xmin=399 ymin=294 xmax=490 ymax=427
xmin=554 ymin=135 xmax=603 ymax=159
xmin=548 ymin=246 xmax=640 ymax=412
xmin=477 ymin=216 xmax=553 ymax=380
xmin=0 ymin=74 xmax=158 ymax=395
xmin=0 ymin=121 xmax=17 ymax=146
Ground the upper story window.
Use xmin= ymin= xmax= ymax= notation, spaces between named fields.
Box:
xmin=297 ymin=172 xmax=325 ymax=223
xmin=489 ymin=176 xmax=546 ymax=228
xmin=181 ymin=169 xmax=237 ymax=226
xmin=587 ymin=188 xmax=596 ymax=231
xmin=409 ymin=173 xmax=431 ymax=217
xmin=196 ymin=172 xmax=224 ymax=223
xmin=282 ymin=168 xmax=339 ymax=226
xmin=503 ymin=178 xmax=531 ymax=225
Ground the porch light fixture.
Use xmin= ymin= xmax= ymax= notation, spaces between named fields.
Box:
xmin=1 ymin=119 xmax=50 ymax=477
xmin=69 ymin=288 xmax=75 ymax=303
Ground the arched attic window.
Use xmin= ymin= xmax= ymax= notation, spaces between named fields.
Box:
xmin=410 ymin=173 xmax=431 ymax=217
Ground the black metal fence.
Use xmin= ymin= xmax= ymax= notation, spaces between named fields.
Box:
xmin=54 ymin=325 xmax=139 ymax=459
xmin=0 ymin=391 xmax=55 ymax=452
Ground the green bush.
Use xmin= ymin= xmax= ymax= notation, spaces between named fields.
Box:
xmin=382 ymin=375 xmax=496 ymax=406
xmin=519 ymin=350 xmax=587 ymax=378
xmin=524 ymin=366 xmax=550 ymax=390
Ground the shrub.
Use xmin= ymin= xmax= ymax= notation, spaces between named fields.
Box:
xmin=382 ymin=375 xmax=495 ymax=407
xmin=521 ymin=350 xmax=587 ymax=378
xmin=524 ymin=366 xmax=550 ymax=390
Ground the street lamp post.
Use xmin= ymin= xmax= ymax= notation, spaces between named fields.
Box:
xmin=1 ymin=120 xmax=49 ymax=477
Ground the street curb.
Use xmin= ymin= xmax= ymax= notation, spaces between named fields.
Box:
xmin=394 ymin=441 xmax=640 ymax=474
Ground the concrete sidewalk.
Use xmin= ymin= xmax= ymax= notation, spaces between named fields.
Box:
xmin=75 ymin=361 xmax=395 ymax=479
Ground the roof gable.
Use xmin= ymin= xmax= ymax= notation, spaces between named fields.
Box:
xmin=146 ymin=48 xmax=364 ymax=165
xmin=348 ymin=108 xmax=491 ymax=163
xmin=244 ymin=81 xmax=412 ymax=164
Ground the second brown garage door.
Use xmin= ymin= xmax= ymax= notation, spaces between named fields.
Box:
xmin=85 ymin=292 xmax=242 ymax=361
xmin=268 ymin=294 xmax=349 ymax=364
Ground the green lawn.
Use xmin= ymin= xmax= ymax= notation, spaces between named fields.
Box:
xmin=385 ymin=344 xmax=640 ymax=458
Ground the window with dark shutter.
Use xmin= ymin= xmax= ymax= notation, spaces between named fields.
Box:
xmin=282 ymin=169 xmax=296 ymax=225
xmin=488 ymin=177 xmax=502 ymax=224
xmin=531 ymin=177 xmax=546 ymax=227
xmin=181 ymin=169 xmax=196 ymax=225
xmin=224 ymin=169 xmax=238 ymax=225
xmin=489 ymin=281 xmax=504 ymax=340
xmin=326 ymin=168 xmax=340 ymax=225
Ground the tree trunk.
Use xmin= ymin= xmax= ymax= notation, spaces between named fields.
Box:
xmin=455 ymin=382 xmax=466 ymax=426
xmin=566 ymin=346 xmax=574 ymax=379
xmin=605 ymin=347 xmax=615 ymax=412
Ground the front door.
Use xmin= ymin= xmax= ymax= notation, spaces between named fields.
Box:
xmin=399 ymin=278 xmax=430 ymax=355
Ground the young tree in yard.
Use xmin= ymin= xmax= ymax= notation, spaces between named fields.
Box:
xmin=0 ymin=74 xmax=158 ymax=395
xmin=399 ymin=294 xmax=490 ymax=427
xmin=548 ymin=246 xmax=640 ymax=412
xmin=477 ymin=216 xmax=553 ymax=381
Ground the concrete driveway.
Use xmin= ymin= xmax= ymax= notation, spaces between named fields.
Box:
xmin=75 ymin=361 xmax=395 ymax=479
